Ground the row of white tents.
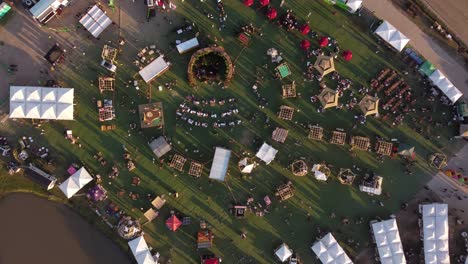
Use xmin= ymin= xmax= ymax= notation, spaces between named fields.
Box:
xmin=429 ymin=70 xmax=463 ymax=104
xmin=79 ymin=5 xmax=112 ymax=38
xmin=128 ymin=236 xmax=158 ymax=264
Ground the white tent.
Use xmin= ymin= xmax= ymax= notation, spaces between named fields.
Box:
xmin=176 ymin=37 xmax=199 ymax=54
xmin=9 ymin=86 xmax=74 ymax=120
xmin=58 ymin=167 xmax=93 ymax=198
xmin=312 ymin=164 xmax=328 ymax=181
xmin=238 ymin=158 xmax=255 ymax=174
xmin=275 ymin=243 xmax=293 ymax=262
xmin=128 ymin=236 xmax=156 ymax=264
xmin=421 ymin=203 xmax=450 ymax=264
xmin=375 ymin=21 xmax=410 ymax=52
xmin=79 ymin=5 xmax=112 ymax=38
xmin=346 ymin=0 xmax=363 ymax=13
xmin=255 ymin=143 xmax=278 ymax=165
xmin=371 ymin=219 xmax=407 ymax=264
xmin=429 ymin=70 xmax=463 ymax=104
xmin=139 ymin=56 xmax=170 ymax=83
xmin=359 ymin=176 xmax=383 ymax=195
xmin=311 ymin=233 xmax=353 ymax=264
xmin=209 ymin=147 xmax=231 ymax=181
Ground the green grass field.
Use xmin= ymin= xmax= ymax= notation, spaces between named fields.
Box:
xmin=0 ymin=0 xmax=460 ymax=263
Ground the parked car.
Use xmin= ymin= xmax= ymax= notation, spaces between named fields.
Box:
xmin=101 ymin=60 xmax=116 ymax=72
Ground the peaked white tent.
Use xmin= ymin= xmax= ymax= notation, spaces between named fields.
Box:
xmin=311 ymin=233 xmax=353 ymax=264
xmin=128 ymin=236 xmax=156 ymax=264
xmin=429 ymin=70 xmax=463 ymax=104
xmin=346 ymin=0 xmax=363 ymax=13
xmin=79 ymin=5 xmax=112 ymax=38
xmin=139 ymin=56 xmax=170 ymax=83
xmin=421 ymin=203 xmax=450 ymax=264
xmin=256 ymin=143 xmax=278 ymax=165
xmin=275 ymin=243 xmax=293 ymax=262
xmin=58 ymin=167 xmax=93 ymax=198
xmin=9 ymin=86 xmax=74 ymax=120
xmin=209 ymin=147 xmax=231 ymax=181
xmin=238 ymin=158 xmax=255 ymax=174
xmin=375 ymin=21 xmax=410 ymax=52
xmin=312 ymin=164 xmax=328 ymax=181
xmin=371 ymin=219 xmax=407 ymax=264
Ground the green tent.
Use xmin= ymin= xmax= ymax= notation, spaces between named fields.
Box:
xmin=0 ymin=2 xmax=11 ymax=19
xmin=418 ymin=61 xmax=436 ymax=77
xmin=457 ymin=102 xmax=468 ymax=118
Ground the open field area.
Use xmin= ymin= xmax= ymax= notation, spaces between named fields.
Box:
xmin=0 ymin=0 xmax=466 ymax=263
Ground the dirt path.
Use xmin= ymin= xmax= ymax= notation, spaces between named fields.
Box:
xmin=364 ymin=0 xmax=468 ymax=97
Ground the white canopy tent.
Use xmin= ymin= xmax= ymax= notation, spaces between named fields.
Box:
xmin=359 ymin=176 xmax=383 ymax=195
xmin=238 ymin=158 xmax=255 ymax=174
xmin=139 ymin=56 xmax=170 ymax=83
xmin=256 ymin=143 xmax=278 ymax=165
xmin=311 ymin=233 xmax=353 ymax=264
xmin=371 ymin=219 xmax=407 ymax=264
xmin=58 ymin=167 xmax=93 ymax=198
xmin=209 ymin=147 xmax=231 ymax=181
xmin=429 ymin=70 xmax=463 ymax=104
xmin=9 ymin=86 xmax=74 ymax=120
xmin=176 ymin=37 xmax=199 ymax=54
xmin=375 ymin=21 xmax=410 ymax=52
xmin=312 ymin=164 xmax=328 ymax=181
xmin=275 ymin=243 xmax=293 ymax=262
xmin=79 ymin=5 xmax=112 ymax=38
xmin=128 ymin=236 xmax=157 ymax=264
xmin=346 ymin=0 xmax=362 ymax=13
xmin=421 ymin=203 xmax=450 ymax=264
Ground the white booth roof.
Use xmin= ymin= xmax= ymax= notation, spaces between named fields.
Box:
xmin=346 ymin=0 xmax=363 ymax=13
xmin=421 ymin=203 xmax=450 ymax=264
xmin=312 ymin=164 xmax=328 ymax=181
xmin=209 ymin=147 xmax=231 ymax=181
xmin=79 ymin=5 xmax=112 ymax=38
xmin=371 ymin=219 xmax=407 ymax=264
xmin=311 ymin=233 xmax=353 ymax=264
xmin=128 ymin=236 xmax=156 ymax=264
xmin=275 ymin=243 xmax=293 ymax=262
xmin=429 ymin=70 xmax=463 ymax=104
xmin=139 ymin=56 xmax=170 ymax=83
xmin=9 ymin=86 xmax=74 ymax=120
xmin=58 ymin=167 xmax=93 ymax=198
xmin=256 ymin=143 xmax=278 ymax=164
xmin=176 ymin=37 xmax=199 ymax=54
xmin=375 ymin=21 xmax=410 ymax=52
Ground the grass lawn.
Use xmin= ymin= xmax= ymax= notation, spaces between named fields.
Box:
xmin=0 ymin=0 xmax=461 ymax=263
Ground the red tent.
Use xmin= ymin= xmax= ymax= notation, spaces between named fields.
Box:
xmin=203 ymin=259 xmax=219 ymax=264
xmin=342 ymin=50 xmax=353 ymax=61
xmin=243 ymin=0 xmax=253 ymax=7
xmin=300 ymin=39 xmax=311 ymax=50
xmin=299 ymin=24 xmax=310 ymax=35
xmin=318 ymin=36 xmax=329 ymax=47
xmin=166 ymin=215 xmax=182 ymax=232
xmin=259 ymin=0 xmax=270 ymax=7
xmin=266 ymin=8 xmax=277 ymax=20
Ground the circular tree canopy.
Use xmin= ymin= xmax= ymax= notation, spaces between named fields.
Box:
xmin=188 ymin=47 xmax=234 ymax=87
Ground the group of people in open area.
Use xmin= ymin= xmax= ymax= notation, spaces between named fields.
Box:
xmin=176 ymin=96 xmax=242 ymax=128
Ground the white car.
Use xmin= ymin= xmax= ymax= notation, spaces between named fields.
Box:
xmin=101 ymin=60 xmax=117 ymax=72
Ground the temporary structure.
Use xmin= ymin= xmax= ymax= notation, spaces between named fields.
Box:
xmin=149 ymin=136 xmax=172 ymax=158
xmin=460 ymin=124 xmax=468 ymax=138
xmin=429 ymin=153 xmax=447 ymax=169
xmin=371 ymin=219 xmax=407 ymax=264
xmin=374 ymin=21 xmax=410 ymax=52
xmin=311 ymin=233 xmax=353 ymax=264
xmin=166 ymin=215 xmax=182 ymax=232
xmin=266 ymin=7 xmax=277 ymax=20
xmin=420 ymin=203 xmax=449 ymax=264
xmin=375 ymin=141 xmax=393 ymax=156
xmin=342 ymin=50 xmax=353 ymax=61
xmin=299 ymin=24 xmax=310 ymax=35
xmin=128 ymin=236 xmax=156 ymax=264
xmin=359 ymin=175 xmax=383 ymax=195
xmin=238 ymin=158 xmax=256 ymax=174
xmin=358 ymin=95 xmax=379 ymax=116
xmin=139 ymin=56 xmax=170 ymax=83
xmin=318 ymin=36 xmax=329 ymax=47
xmin=397 ymin=144 xmax=415 ymax=159
xmin=419 ymin=61 xmax=436 ymax=77
xmin=30 ymin=0 xmax=68 ymax=24
xmin=209 ymin=147 xmax=231 ymax=181
xmin=308 ymin=126 xmax=324 ymax=140
xmin=350 ymin=136 xmax=370 ymax=151
xmin=79 ymin=5 xmax=112 ymax=38
xmin=345 ymin=0 xmax=362 ymax=13
xmin=291 ymin=160 xmax=308 ymax=176
xmin=429 ymin=70 xmax=463 ymax=104
xmin=243 ymin=0 xmax=254 ymax=6
xmin=314 ymin=55 xmax=335 ymax=76
xmin=176 ymin=37 xmax=199 ymax=54
xmin=256 ymin=143 xmax=278 ymax=164
xmin=318 ymin=87 xmax=339 ymax=109
xmin=59 ymin=167 xmax=93 ymax=198
xmin=300 ymin=39 xmax=311 ymax=50
xmin=272 ymin=127 xmax=289 ymax=143
xmin=337 ymin=168 xmax=356 ymax=185
xmin=274 ymin=243 xmax=293 ymax=262
xmin=9 ymin=86 xmax=74 ymax=120
xmin=312 ymin=164 xmax=331 ymax=181
xmin=259 ymin=0 xmax=270 ymax=6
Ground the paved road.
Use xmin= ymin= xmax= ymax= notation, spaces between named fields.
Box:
xmin=364 ymin=0 xmax=468 ymax=99
xmin=420 ymin=0 xmax=468 ymax=47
